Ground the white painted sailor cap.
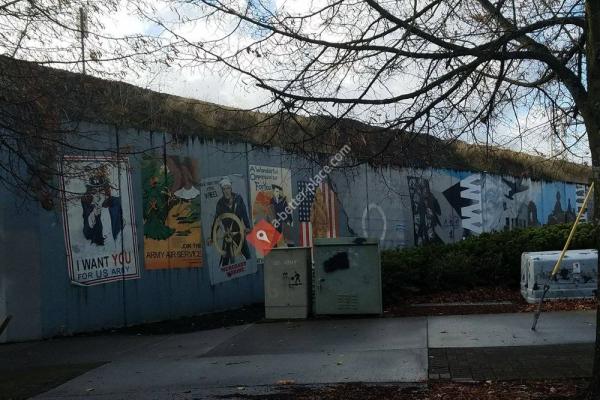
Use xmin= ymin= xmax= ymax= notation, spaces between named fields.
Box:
xmin=219 ymin=177 xmax=232 ymax=188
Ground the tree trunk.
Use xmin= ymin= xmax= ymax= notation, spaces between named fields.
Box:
xmin=584 ymin=138 xmax=600 ymax=400
xmin=584 ymin=1 xmax=600 ymax=398
xmin=582 ymin=161 xmax=600 ymax=398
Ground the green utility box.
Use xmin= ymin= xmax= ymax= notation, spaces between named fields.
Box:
xmin=264 ymin=247 xmax=312 ymax=319
xmin=313 ymin=238 xmax=382 ymax=315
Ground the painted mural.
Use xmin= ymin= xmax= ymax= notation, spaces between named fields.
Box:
xmin=331 ymin=167 xmax=412 ymax=249
xmin=458 ymin=173 xmax=483 ymax=235
xmin=297 ymin=181 xmax=339 ymax=247
xmin=248 ymin=165 xmax=294 ymax=258
xmin=482 ymin=175 xmax=542 ymax=232
xmin=407 ymin=176 xmax=444 ymax=245
xmin=406 ymin=171 xmax=470 ymax=245
xmin=59 ymin=149 xmax=592 ymax=282
xmin=361 ymin=170 xmax=412 ymax=248
xmin=199 ymin=175 xmax=255 ymax=284
xmin=575 ymin=183 xmax=590 ymax=222
xmin=142 ymin=156 xmax=202 ymax=269
xmin=544 ymin=183 xmax=576 ymax=225
xmin=60 ymin=156 xmax=139 ymax=285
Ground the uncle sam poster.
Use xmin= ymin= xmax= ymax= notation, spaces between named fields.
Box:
xmin=60 ymin=156 xmax=140 ymax=286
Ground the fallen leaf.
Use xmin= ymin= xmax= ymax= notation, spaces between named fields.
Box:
xmin=276 ymin=379 xmax=296 ymax=385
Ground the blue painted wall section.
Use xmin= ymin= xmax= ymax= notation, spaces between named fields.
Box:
xmin=0 ymin=122 xmax=591 ymax=342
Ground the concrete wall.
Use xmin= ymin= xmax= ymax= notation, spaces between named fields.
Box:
xmin=0 ymin=122 xmax=590 ymax=342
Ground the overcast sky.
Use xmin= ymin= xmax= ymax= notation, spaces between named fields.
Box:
xmin=100 ymin=0 xmax=274 ymax=109
xmin=90 ymin=1 xmax=591 ymax=165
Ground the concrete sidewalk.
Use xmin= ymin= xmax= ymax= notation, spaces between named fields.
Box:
xmin=0 ymin=310 xmax=594 ymax=400
xmin=428 ymin=311 xmax=595 ymax=347
xmin=32 ymin=318 xmax=429 ymax=399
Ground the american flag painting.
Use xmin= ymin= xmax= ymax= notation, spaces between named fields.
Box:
xmin=297 ymin=181 xmax=339 ymax=247
xmin=298 ymin=181 xmax=315 ymax=247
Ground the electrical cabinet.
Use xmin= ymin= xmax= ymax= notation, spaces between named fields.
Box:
xmin=313 ymin=238 xmax=382 ymax=315
xmin=520 ymin=249 xmax=598 ymax=303
xmin=264 ymin=247 xmax=312 ymax=319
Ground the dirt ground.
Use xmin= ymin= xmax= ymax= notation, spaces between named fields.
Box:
xmin=384 ymin=288 xmax=597 ymax=317
xmin=221 ymin=381 xmax=590 ymax=400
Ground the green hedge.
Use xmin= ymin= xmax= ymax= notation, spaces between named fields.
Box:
xmin=381 ymin=223 xmax=599 ymax=305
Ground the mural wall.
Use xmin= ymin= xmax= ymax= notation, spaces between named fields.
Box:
xmin=59 ymin=148 xmax=597 ymax=272
xmin=335 ymin=167 xmax=589 ymax=249
xmin=0 ymin=122 xmax=591 ymax=342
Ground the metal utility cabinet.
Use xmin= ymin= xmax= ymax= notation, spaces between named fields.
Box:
xmin=520 ymin=249 xmax=598 ymax=303
xmin=313 ymin=238 xmax=382 ymax=315
xmin=264 ymin=247 xmax=312 ymax=319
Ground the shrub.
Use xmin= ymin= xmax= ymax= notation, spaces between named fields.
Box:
xmin=381 ymin=223 xmax=599 ymax=305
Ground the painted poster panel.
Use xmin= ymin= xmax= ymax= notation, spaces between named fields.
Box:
xmin=142 ymin=156 xmax=202 ymax=269
xmin=458 ymin=173 xmax=483 ymax=235
xmin=199 ymin=175 xmax=255 ymax=284
xmin=574 ymin=183 xmax=592 ymax=222
xmin=60 ymin=156 xmax=139 ymax=286
xmin=297 ymin=181 xmax=339 ymax=247
xmin=541 ymin=182 xmax=575 ymax=225
xmin=360 ymin=169 xmax=412 ymax=249
xmin=482 ymin=175 xmax=542 ymax=232
xmin=248 ymin=165 xmax=294 ymax=258
xmin=434 ymin=171 xmax=483 ymax=237
xmin=408 ymin=176 xmax=444 ymax=245
xmin=358 ymin=170 xmax=408 ymax=249
xmin=330 ymin=167 xmax=414 ymax=249
xmin=407 ymin=171 xmax=464 ymax=245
